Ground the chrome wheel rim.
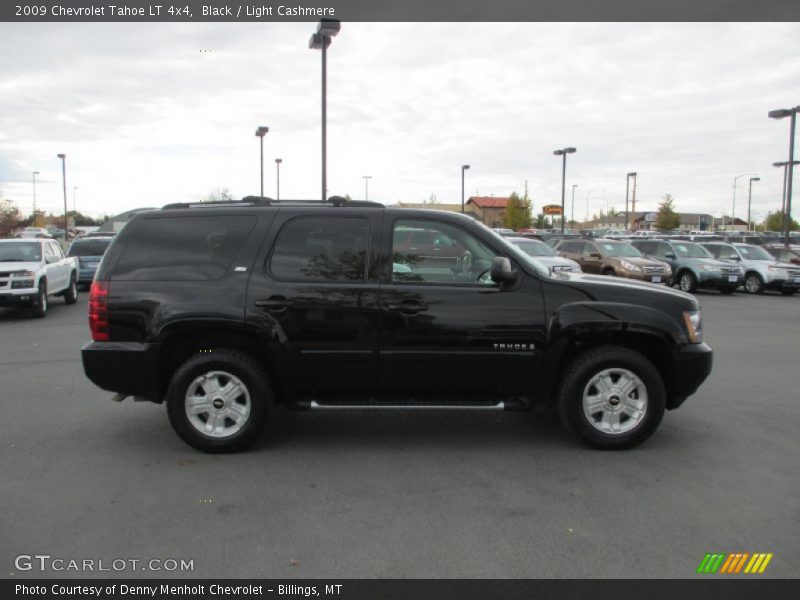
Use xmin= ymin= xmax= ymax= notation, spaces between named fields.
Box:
xmin=582 ymin=368 xmax=648 ymax=435
xmin=680 ymin=274 xmax=692 ymax=292
xmin=745 ymin=276 xmax=760 ymax=293
xmin=185 ymin=370 xmax=251 ymax=438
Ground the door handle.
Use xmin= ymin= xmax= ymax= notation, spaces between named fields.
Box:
xmin=255 ymin=296 xmax=291 ymax=311
xmin=388 ymin=301 xmax=428 ymax=315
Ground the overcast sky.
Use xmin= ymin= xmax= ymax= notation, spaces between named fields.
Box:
xmin=1 ymin=22 xmax=799 ymax=223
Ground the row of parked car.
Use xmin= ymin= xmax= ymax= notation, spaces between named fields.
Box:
xmin=504 ymin=234 xmax=800 ymax=296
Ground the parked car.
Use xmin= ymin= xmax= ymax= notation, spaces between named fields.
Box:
xmin=506 ymin=237 xmax=581 ymax=273
xmin=67 ymin=236 xmax=114 ymax=287
xmin=0 ymin=238 xmax=79 ymax=316
xmin=631 ymin=239 xmax=743 ymax=294
xmin=492 ymin=228 xmax=516 ymax=237
xmin=555 ymin=238 xmax=671 ymax=284
xmin=700 ymin=242 xmax=800 ymax=295
xmin=81 ymin=199 xmax=712 ymax=452
xmin=764 ymin=245 xmax=800 ymax=266
xmin=17 ymin=227 xmax=51 ymax=239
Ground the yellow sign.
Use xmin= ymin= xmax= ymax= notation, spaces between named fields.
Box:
xmin=542 ymin=205 xmax=563 ymax=215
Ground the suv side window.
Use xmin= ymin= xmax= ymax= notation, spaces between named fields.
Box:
xmin=655 ymin=242 xmax=672 ymax=256
xmin=583 ymin=243 xmax=598 ymax=257
xmin=269 ymin=216 xmax=369 ymax=282
xmin=560 ymin=241 xmax=584 ymax=254
xmin=51 ymin=242 xmax=65 ymax=259
xmin=703 ymin=244 xmax=721 ymax=258
xmin=392 ymin=219 xmax=495 ymax=285
xmin=114 ymin=215 xmax=257 ymax=281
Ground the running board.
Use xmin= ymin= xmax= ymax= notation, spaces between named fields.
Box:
xmin=305 ymin=399 xmax=525 ymax=411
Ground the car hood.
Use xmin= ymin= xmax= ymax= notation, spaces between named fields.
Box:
xmin=612 ymin=256 xmax=666 ymax=267
xmin=534 ymin=256 xmax=580 ymax=269
xmin=550 ymin=270 xmax=698 ymax=306
xmin=0 ymin=261 xmax=42 ymax=272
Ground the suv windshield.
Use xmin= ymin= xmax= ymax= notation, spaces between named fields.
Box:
xmin=0 ymin=242 xmax=41 ymax=262
xmin=597 ymin=242 xmax=642 ymax=257
xmin=738 ymin=245 xmax=772 ymax=260
xmin=513 ymin=240 xmax=557 ymax=257
xmin=672 ymin=243 xmax=711 ymax=258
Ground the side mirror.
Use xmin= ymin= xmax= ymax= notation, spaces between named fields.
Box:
xmin=665 ymin=252 xmax=676 ymax=259
xmin=490 ymin=257 xmax=518 ymax=285
xmin=45 ymin=255 xmax=58 ymax=264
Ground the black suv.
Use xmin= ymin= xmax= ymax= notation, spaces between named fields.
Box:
xmin=82 ymin=198 xmax=713 ymax=452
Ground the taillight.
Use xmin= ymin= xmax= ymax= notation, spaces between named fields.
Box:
xmin=89 ymin=281 xmax=110 ymax=341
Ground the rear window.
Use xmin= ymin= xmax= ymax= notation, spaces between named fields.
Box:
xmin=68 ymin=239 xmax=111 ymax=257
xmin=113 ymin=216 xmax=256 ymax=281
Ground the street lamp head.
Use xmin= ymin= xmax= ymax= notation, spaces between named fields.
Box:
xmin=317 ymin=19 xmax=341 ymax=38
xmin=772 ymin=161 xmax=786 ymax=167
xmin=309 ymin=33 xmax=331 ymax=50
xmin=565 ymin=147 xmax=576 ymax=154
xmin=751 ymin=177 xmax=760 ymax=182
xmin=255 ymin=126 xmax=269 ymax=137
xmin=33 ymin=170 xmax=39 ymax=175
xmin=768 ymin=108 xmax=793 ymax=119
xmin=627 ymin=172 xmax=637 ymax=177
xmin=275 ymin=158 xmax=282 ymax=164
xmin=553 ymin=149 xmax=563 ymax=156
xmin=462 ymin=164 xmax=470 ymax=171
xmin=57 ymin=153 xmax=65 ymax=159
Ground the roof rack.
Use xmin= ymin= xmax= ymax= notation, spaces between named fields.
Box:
xmin=161 ymin=195 xmax=384 ymax=210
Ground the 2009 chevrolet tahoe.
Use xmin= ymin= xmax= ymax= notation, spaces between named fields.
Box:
xmin=82 ymin=197 xmax=712 ymax=453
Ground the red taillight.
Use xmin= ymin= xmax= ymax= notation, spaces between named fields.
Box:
xmin=89 ymin=281 xmax=110 ymax=341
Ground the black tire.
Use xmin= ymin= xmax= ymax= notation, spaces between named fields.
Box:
xmin=719 ymin=287 xmax=736 ymax=295
xmin=780 ymin=288 xmax=796 ymax=296
xmin=31 ymin=280 xmax=47 ymax=318
xmin=557 ymin=345 xmax=666 ymax=450
xmin=64 ymin=273 xmax=78 ymax=305
xmin=744 ymin=273 xmax=764 ymax=295
xmin=602 ymin=268 xmax=616 ymax=277
xmin=678 ymin=271 xmax=697 ymax=293
xmin=166 ymin=349 xmax=273 ymax=453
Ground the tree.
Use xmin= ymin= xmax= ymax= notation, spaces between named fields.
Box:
xmin=763 ymin=210 xmax=799 ymax=232
xmin=533 ymin=213 xmax=547 ymax=229
xmin=202 ymin=187 xmax=234 ymax=202
xmin=0 ymin=195 xmax=22 ymax=237
xmin=502 ymin=192 xmax=532 ymax=230
xmin=424 ymin=194 xmax=439 ymax=205
xmin=655 ymin=194 xmax=680 ymax=231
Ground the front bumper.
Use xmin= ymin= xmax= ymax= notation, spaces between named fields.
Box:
xmin=619 ymin=270 xmax=670 ymax=284
xmin=0 ymin=287 xmax=38 ymax=305
xmin=697 ymin=271 xmax=743 ymax=288
xmin=82 ymin=341 xmax=162 ymax=401
xmin=667 ymin=342 xmax=713 ymax=410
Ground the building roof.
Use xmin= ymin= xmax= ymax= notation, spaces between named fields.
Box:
xmin=467 ymin=196 xmax=510 ymax=208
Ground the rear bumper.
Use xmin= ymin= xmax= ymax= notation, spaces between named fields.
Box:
xmin=667 ymin=342 xmax=713 ymax=410
xmin=82 ymin=341 xmax=162 ymax=401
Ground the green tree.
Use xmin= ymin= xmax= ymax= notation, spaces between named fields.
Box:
xmin=655 ymin=194 xmax=680 ymax=230
xmin=502 ymin=192 xmax=532 ymax=230
xmin=533 ymin=213 xmax=547 ymax=228
xmin=424 ymin=193 xmax=439 ymax=205
xmin=202 ymin=187 xmax=234 ymax=202
xmin=0 ymin=195 xmax=22 ymax=237
xmin=763 ymin=210 xmax=799 ymax=232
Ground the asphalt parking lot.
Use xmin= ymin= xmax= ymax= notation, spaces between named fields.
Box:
xmin=1 ymin=290 xmax=798 ymax=579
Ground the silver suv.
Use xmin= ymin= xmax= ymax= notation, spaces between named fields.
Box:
xmin=700 ymin=242 xmax=800 ymax=296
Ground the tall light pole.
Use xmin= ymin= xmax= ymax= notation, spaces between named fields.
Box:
xmin=32 ymin=171 xmax=39 ymax=226
xmin=309 ymin=19 xmax=341 ymax=201
xmin=769 ymin=106 xmax=799 ymax=245
xmin=773 ymin=160 xmax=800 ymax=227
xmin=570 ymin=184 xmax=578 ymax=226
xmin=361 ymin=175 xmax=372 ymax=201
xmin=275 ymin=158 xmax=282 ymax=200
xmin=625 ymin=172 xmax=636 ymax=229
xmin=629 ymin=172 xmax=638 ymax=230
xmin=461 ymin=164 xmax=470 ymax=213
xmin=57 ymin=154 xmax=67 ymax=236
xmin=72 ymin=186 xmax=79 ymax=230
xmin=731 ymin=172 xmax=757 ymax=232
xmin=553 ymin=147 xmax=576 ymax=233
xmin=255 ymin=126 xmax=269 ymax=197
xmin=747 ymin=177 xmax=760 ymax=231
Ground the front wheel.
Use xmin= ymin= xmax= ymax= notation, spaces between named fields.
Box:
xmin=64 ymin=273 xmax=78 ymax=305
xmin=31 ymin=281 xmax=47 ymax=318
xmin=744 ymin=273 xmax=764 ymax=295
xmin=678 ymin=271 xmax=697 ymax=293
xmin=166 ymin=349 xmax=273 ymax=453
xmin=557 ymin=345 xmax=666 ymax=449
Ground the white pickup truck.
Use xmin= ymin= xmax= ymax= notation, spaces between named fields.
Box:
xmin=0 ymin=238 xmax=79 ymax=317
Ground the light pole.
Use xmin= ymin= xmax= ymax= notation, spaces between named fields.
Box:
xmin=769 ymin=106 xmax=799 ymax=244
xmin=255 ymin=126 xmax=269 ymax=197
xmin=731 ymin=173 xmax=757 ymax=232
xmin=570 ymin=184 xmax=578 ymax=227
xmin=72 ymin=186 xmax=79 ymax=230
xmin=32 ymin=171 xmax=39 ymax=226
xmin=747 ymin=177 xmax=760 ymax=231
xmin=57 ymin=154 xmax=67 ymax=236
xmin=584 ymin=189 xmax=605 ymax=224
xmin=625 ymin=172 xmax=636 ymax=229
xmin=461 ymin=165 xmax=470 ymax=213
xmin=628 ymin=172 xmax=638 ymax=230
xmin=773 ymin=160 xmax=800 ymax=227
xmin=309 ymin=19 xmax=341 ymax=201
xmin=553 ymin=147 xmax=576 ymax=233
xmin=275 ymin=158 xmax=282 ymax=200
xmin=362 ymin=175 xmax=372 ymax=201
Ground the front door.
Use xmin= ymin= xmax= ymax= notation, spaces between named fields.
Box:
xmin=378 ymin=216 xmax=546 ymax=398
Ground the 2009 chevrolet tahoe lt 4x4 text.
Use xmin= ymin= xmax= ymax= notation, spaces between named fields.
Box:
xmin=82 ymin=197 xmax=712 ymax=452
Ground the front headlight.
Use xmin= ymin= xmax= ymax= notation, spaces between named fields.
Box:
xmin=621 ymin=260 xmax=642 ymax=271
xmin=12 ymin=271 xmax=35 ymax=277
xmin=701 ymin=264 xmax=721 ymax=272
xmin=683 ymin=310 xmax=703 ymax=344
xmin=767 ymin=265 xmax=785 ymax=274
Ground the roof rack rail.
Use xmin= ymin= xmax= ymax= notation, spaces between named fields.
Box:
xmin=161 ymin=196 xmax=384 ymax=210
xmin=162 ymin=197 xmax=274 ymax=209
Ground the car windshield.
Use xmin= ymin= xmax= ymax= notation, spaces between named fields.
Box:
xmin=68 ymin=239 xmax=111 ymax=257
xmin=598 ymin=242 xmax=642 ymax=257
xmin=0 ymin=242 xmax=41 ymax=262
xmin=738 ymin=245 xmax=771 ymax=260
xmin=512 ymin=240 xmax=557 ymax=257
xmin=673 ymin=243 xmax=711 ymax=258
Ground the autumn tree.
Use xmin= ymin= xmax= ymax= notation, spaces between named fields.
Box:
xmin=502 ymin=192 xmax=532 ymax=230
xmin=655 ymin=194 xmax=680 ymax=230
xmin=0 ymin=195 xmax=22 ymax=237
xmin=763 ymin=210 xmax=799 ymax=232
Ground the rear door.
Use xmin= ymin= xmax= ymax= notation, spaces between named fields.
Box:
xmin=581 ymin=242 xmax=603 ymax=273
xmin=246 ymin=210 xmax=382 ymax=397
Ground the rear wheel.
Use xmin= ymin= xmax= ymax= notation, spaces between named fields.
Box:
xmin=166 ymin=349 xmax=273 ymax=453
xmin=744 ymin=273 xmax=764 ymax=295
xmin=678 ymin=271 xmax=697 ymax=293
xmin=557 ymin=345 xmax=666 ymax=449
xmin=64 ymin=273 xmax=78 ymax=305
xmin=31 ymin=281 xmax=47 ymax=318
